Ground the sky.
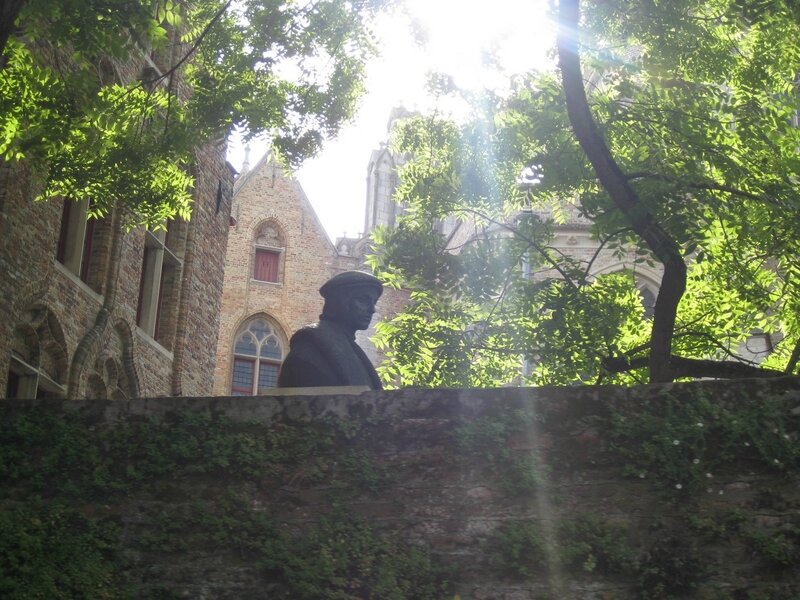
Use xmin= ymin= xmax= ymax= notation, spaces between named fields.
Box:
xmin=226 ymin=0 xmax=557 ymax=241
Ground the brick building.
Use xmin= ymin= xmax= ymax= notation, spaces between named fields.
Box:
xmin=212 ymin=147 xmax=413 ymax=395
xmin=1 ymin=51 xmax=234 ymax=400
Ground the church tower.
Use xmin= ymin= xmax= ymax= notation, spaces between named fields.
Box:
xmin=363 ymin=107 xmax=415 ymax=235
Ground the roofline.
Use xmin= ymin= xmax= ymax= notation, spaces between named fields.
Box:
xmin=232 ymin=154 xmax=339 ymax=254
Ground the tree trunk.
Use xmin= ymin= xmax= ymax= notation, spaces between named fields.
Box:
xmin=556 ymin=0 xmax=687 ymax=383
xmin=0 ymin=0 xmax=26 ymax=69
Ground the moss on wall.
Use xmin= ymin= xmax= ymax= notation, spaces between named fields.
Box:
xmin=1 ymin=378 xmax=799 ymax=598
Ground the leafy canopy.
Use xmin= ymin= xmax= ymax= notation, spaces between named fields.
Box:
xmin=369 ymin=0 xmax=800 ymax=386
xmin=0 ymin=0 xmax=387 ymax=226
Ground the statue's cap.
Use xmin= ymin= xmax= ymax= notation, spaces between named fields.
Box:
xmin=320 ymin=270 xmax=383 ymax=299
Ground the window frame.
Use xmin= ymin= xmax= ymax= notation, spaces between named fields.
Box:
xmin=231 ymin=356 xmax=257 ymax=395
xmin=56 ymin=198 xmax=88 ymax=275
xmin=56 ymin=198 xmax=110 ymax=294
xmin=6 ymin=353 xmax=66 ymax=400
xmin=251 ymin=222 xmax=285 ymax=285
xmin=230 ymin=317 xmax=285 ymax=395
xmin=136 ymin=221 xmax=183 ymax=347
xmin=253 ymin=247 xmax=281 ymax=283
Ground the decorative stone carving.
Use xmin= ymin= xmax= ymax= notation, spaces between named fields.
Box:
xmin=255 ymin=223 xmax=283 ymax=248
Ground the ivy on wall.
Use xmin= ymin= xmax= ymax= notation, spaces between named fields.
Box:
xmin=0 ymin=382 xmax=798 ymax=599
xmin=0 ymin=409 xmax=451 ymax=599
xmin=451 ymin=386 xmax=800 ymax=598
xmin=608 ymin=390 xmax=800 ymax=497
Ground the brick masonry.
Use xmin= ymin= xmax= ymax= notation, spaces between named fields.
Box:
xmin=0 ymin=47 xmax=234 ymax=399
xmin=213 ymin=154 xmax=405 ymax=395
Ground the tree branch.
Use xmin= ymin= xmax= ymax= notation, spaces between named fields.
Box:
xmin=624 ymin=171 xmax=776 ymax=204
xmin=785 ymin=338 xmax=800 ymax=375
xmin=622 ymin=329 xmax=761 ymax=367
xmin=602 ymin=354 xmax=785 ymax=379
xmin=583 ymin=227 xmax=633 ymax=280
xmin=452 ymin=206 xmax=581 ymax=291
xmin=146 ymin=0 xmax=233 ymax=88
xmin=557 ymin=0 xmax=687 ymax=383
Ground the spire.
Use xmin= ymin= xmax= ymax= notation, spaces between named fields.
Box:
xmin=240 ymin=144 xmax=251 ymax=175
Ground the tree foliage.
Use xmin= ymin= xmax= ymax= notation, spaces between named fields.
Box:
xmin=369 ymin=0 xmax=800 ymax=386
xmin=0 ymin=0 xmax=386 ymax=226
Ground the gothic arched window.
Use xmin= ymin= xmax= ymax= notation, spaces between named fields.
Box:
xmin=638 ymin=283 xmax=657 ymax=319
xmin=6 ymin=309 xmax=67 ymax=399
xmin=231 ymin=316 xmax=285 ymax=395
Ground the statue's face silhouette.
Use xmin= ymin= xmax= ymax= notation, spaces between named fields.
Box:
xmin=326 ymin=285 xmax=380 ymax=332
xmin=348 ymin=287 xmax=380 ymax=330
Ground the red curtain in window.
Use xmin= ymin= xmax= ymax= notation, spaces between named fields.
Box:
xmin=254 ymin=249 xmax=279 ymax=282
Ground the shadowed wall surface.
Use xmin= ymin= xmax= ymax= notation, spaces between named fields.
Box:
xmin=1 ymin=378 xmax=799 ymax=598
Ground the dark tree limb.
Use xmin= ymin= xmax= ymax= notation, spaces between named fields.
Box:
xmin=602 ymin=355 xmax=785 ymax=379
xmin=0 ymin=0 xmax=26 ymax=69
xmin=623 ymin=329 xmax=763 ymax=367
xmin=624 ymin=171 xmax=777 ymax=205
xmin=785 ymin=338 xmax=800 ymax=375
xmin=557 ymin=0 xmax=687 ymax=383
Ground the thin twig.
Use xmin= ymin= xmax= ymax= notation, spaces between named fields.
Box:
xmin=146 ymin=0 xmax=234 ymax=88
xmin=453 ymin=206 xmax=581 ymax=290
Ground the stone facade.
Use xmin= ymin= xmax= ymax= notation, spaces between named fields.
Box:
xmin=362 ymin=107 xmax=414 ymax=234
xmin=212 ymin=154 xmax=348 ymax=395
xmin=1 ymin=52 xmax=234 ymax=400
xmin=213 ymin=143 xmax=415 ymax=395
xmin=214 ymin=156 xmax=412 ymax=396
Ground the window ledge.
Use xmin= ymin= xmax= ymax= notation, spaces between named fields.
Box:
xmin=53 ymin=260 xmax=103 ymax=304
xmin=135 ymin=327 xmax=174 ymax=360
xmin=250 ymin=279 xmax=283 ymax=287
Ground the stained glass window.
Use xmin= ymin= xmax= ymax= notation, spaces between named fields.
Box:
xmin=232 ymin=358 xmax=255 ymax=395
xmin=257 ymin=363 xmax=279 ymax=392
xmin=234 ymin=334 xmax=257 ymax=356
xmin=263 ymin=337 xmax=281 ymax=359
xmin=230 ymin=317 xmax=284 ymax=394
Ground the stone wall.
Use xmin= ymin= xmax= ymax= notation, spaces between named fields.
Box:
xmin=1 ymin=378 xmax=799 ymax=598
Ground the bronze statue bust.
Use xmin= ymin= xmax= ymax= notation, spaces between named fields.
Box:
xmin=277 ymin=271 xmax=383 ymax=389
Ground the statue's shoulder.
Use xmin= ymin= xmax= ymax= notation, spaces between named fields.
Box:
xmin=289 ymin=321 xmax=339 ymax=349
xmin=288 ymin=323 xmax=319 ymax=347
xmin=290 ymin=322 xmax=319 ymax=337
